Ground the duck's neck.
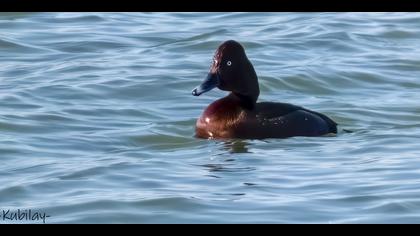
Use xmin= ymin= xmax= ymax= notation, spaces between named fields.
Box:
xmin=230 ymin=92 xmax=256 ymax=110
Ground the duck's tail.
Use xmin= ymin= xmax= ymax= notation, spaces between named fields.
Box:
xmin=305 ymin=109 xmax=337 ymax=134
xmin=320 ymin=113 xmax=338 ymax=134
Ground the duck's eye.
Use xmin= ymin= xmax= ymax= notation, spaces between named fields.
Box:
xmin=227 ymin=61 xmax=232 ymax=66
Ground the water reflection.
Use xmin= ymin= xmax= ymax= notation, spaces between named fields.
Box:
xmin=221 ymin=140 xmax=251 ymax=154
xmin=200 ymin=140 xmax=256 ymax=176
xmin=201 ymin=163 xmax=256 ymax=173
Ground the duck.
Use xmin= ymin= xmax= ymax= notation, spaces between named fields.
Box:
xmin=192 ymin=40 xmax=337 ymax=139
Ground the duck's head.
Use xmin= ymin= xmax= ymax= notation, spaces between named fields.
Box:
xmin=192 ymin=40 xmax=260 ymax=107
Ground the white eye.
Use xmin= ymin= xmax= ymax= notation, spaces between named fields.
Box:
xmin=227 ymin=61 xmax=232 ymax=66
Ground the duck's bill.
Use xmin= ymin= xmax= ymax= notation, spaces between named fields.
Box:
xmin=192 ymin=73 xmax=220 ymax=96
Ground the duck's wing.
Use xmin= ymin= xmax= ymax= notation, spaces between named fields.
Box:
xmin=255 ymin=102 xmax=337 ymax=134
xmin=255 ymin=102 xmax=303 ymax=118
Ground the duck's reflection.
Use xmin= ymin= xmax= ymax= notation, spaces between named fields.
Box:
xmin=200 ymin=140 xmax=255 ymax=174
xmin=221 ymin=139 xmax=250 ymax=154
xmin=200 ymin=140 xmax=257 ymax=197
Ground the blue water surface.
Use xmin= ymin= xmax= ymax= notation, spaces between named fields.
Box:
xmin=1 ymin=12 xmax=420 ymax=223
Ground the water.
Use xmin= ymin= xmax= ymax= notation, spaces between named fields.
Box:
xmin=1 ymin=12 xmax=420 ymax=224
